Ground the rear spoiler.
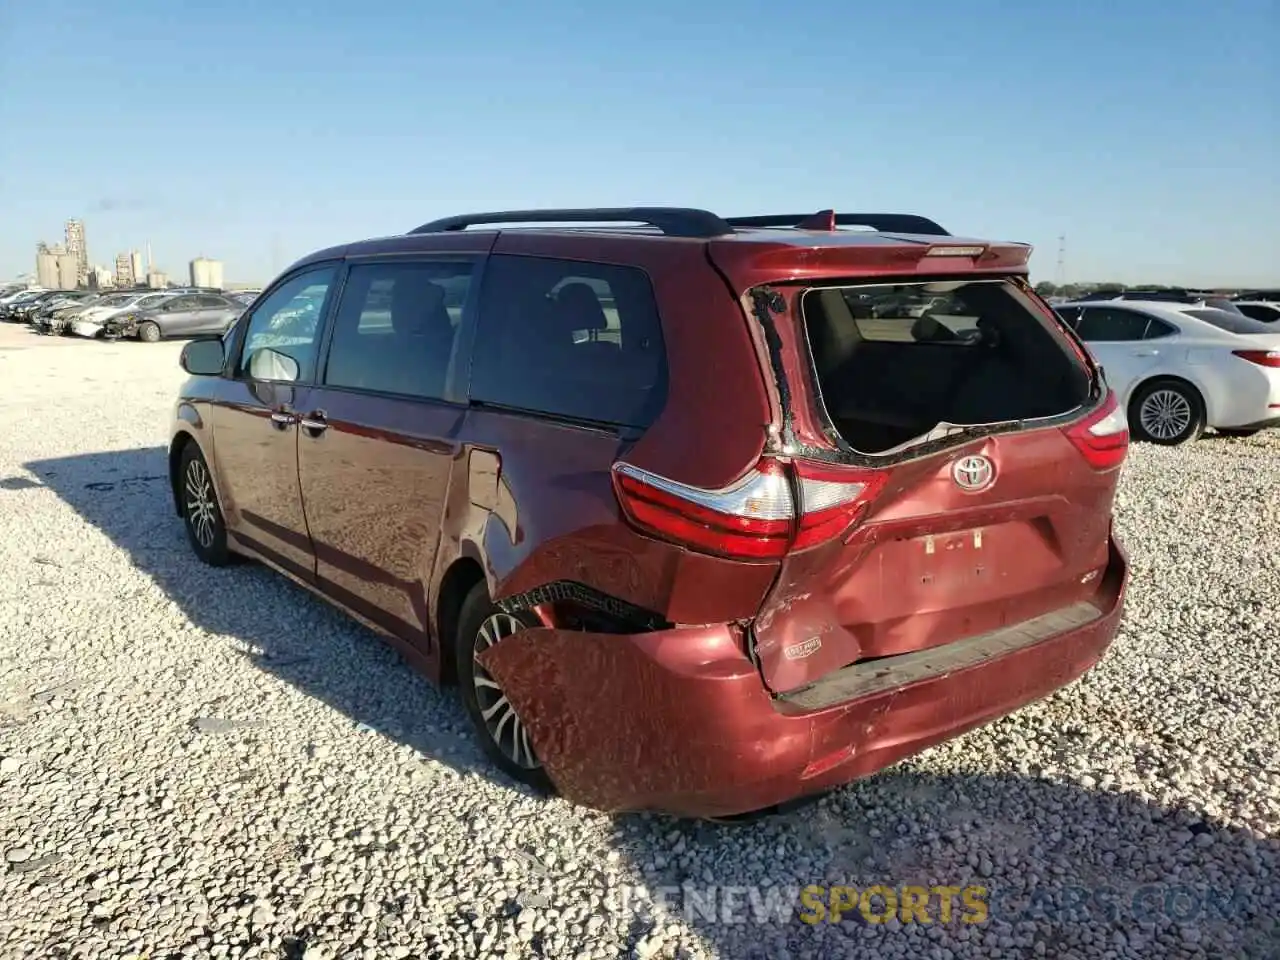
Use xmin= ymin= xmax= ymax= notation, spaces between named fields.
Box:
xmin=724 ymin=211 xmax=950 ymax=236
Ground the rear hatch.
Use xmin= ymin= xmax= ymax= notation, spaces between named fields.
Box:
xmin=708 ymin=239 xmax=1128 ymax=694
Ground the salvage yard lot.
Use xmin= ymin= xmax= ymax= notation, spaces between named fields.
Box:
xmin=0 ymin=321 xmax=1276 ymax=960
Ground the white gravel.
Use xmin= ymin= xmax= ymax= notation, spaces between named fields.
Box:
xmin=0 ymin=323 xmax=1276 ymax=960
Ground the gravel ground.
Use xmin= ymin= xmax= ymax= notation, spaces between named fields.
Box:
xmin=0 ymin=322 xmax=1276 ymax=960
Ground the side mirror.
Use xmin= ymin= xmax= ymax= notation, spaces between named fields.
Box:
xmin=180 ymin=337 xmax=226 ymax=376
xmin=246 ymin=347 xmax=300 ymax=382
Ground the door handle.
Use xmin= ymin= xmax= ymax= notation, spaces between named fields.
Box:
xmin=299 ymin=411 xmax=328 ymax=435
xmin=270 ymin=410 xmax=297 ymax=428
xmin=1132 ymin=349 xmax=1158 ymax=357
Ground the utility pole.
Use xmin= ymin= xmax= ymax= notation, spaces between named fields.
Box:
xmin=1055 ymin=235 xmax=1067 ymax=288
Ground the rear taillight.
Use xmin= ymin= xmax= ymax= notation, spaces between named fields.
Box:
xmin=1233 ymin=349 xmax=1280 ymax=368
xmin=790 ymin=460 xmax=887 ymax=550
xmin=612 ymin=458 xmax=885 ymax=562
xmin=1063 ymin=390 xmax=1129 ymax=471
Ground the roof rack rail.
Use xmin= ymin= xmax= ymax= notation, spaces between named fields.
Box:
xmin=409 ymin=207 xmax=734 ymax=239
xmin=724 ymin=211 xmax=951 ymax=236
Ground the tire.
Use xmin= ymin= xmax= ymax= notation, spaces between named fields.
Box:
xmin=138 ymin=321 xmax=161 ymax=343
xmin=178 ymin=443 xmax=231 ymax=566
xmin=1128 ymin=380 xmax=1205 ymax=446
xmin=1217 ymin=428 xmax=1260 ymax=439
xmin=454 ymin=582 xmax=555 ymax=793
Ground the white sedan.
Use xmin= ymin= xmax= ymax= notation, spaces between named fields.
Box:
xmin=1054 ymin=300 xmax=1280 ymax=445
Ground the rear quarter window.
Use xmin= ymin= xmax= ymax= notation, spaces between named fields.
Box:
xmin=1186 ymin=309 xmax=1276 ymax=335
xmin=468 ymin=255 xmax=668 ymax=429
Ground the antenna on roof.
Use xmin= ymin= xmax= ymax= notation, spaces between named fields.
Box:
xmin=796 ymin=210 xmax=837 ymax=231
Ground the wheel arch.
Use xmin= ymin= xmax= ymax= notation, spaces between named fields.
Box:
xmin=1128 ymin=373 xmax=1210 ymax=422
xmin=168 ymin=430 xmax=198 ymax=517
xmin=434 ymin=555 xmax=488 ymax=686
xmin=1127 ymin=374 xmax=1212 ymax=444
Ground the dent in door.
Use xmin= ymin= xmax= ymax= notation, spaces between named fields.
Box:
xmin=468 ymin=449 xmax=520 ymax=545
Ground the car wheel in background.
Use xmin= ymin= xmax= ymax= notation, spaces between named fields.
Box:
xmin=138 ymin=321 xmax=162 ymax=343
xmin=454 ymin=582 xmax=555 ymax=793
xmin=179 ymin=443 xmax=231 ymax=566
xmin=1128 ymin=379 xmax=1205 ymax=446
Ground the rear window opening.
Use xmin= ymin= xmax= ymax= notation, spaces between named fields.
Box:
xmin=800 ymin=279 xmax=1093 ymax=454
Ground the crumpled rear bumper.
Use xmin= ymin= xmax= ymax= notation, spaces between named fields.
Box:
xmin=480 ymin=534 xmax=1129 ymax=819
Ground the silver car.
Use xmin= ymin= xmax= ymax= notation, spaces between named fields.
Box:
xmin=106 ymin=293 xmax=245 ymax=342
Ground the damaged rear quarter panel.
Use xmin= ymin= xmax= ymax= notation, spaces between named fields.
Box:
xmin=475 ymin=623 xmax=807 ymax=813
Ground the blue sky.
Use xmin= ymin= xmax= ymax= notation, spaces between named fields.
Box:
xmin=1 ymin=0 xmax=1276 ymax=287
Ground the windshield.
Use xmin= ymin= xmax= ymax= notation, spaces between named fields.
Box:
xmin=1203 ymin=298 xmax=1244 ymax=315
xmin=1185 ymin=309 xmax=1277 ymax=335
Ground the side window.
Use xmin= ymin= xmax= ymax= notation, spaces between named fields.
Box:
xmin=238 ymin=266 xmax=337 ymax=382
xmin=1054 ymin=306 xmax=1083 ymax=329
xmin=469 ymin=255 xmax=668 ymax=429
xmin=323 ymin=260 xmax=474 ymax=400
xmin=161 ymin=296 xmax=195 ymax=312
xmin=193 ymin=294 xmax=227 ymax=309
xmin=1074 ymin=307 xmax=1150 ymax=342
xmin=1143 ymin=317 xmax=1177 ymax=339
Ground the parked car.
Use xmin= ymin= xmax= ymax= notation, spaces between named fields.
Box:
xmin=168 ymin=207 xmax=1130 ymax=819
xmin=0 ymin=284 xmax=39 ymax=304
xmin=0 ymin=289 xmax=54 ymax=321
xmin=1234 ymin=290 xmax=1280 ymax=303
xmin=29 ymin=291 xmax=97 ymax=330
xmin=106 ymin=293 xmax=246 ymax=341
xmin=5 ymin=290 xmax=73 ymax=322
xmin=41 ymin=297 xmax=106 ymax=336
xmin=1233 ymin=301 xmax=1280 ymax=324
xmin=1055 ymin=300 xmax=1280 ymax=443
xmin=69 ymin=290 xmax=180 ymax=338
xmin=1074 ymin=289 xmax=1245 ymax=315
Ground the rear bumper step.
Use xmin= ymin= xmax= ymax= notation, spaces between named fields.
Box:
xmin=780 ymin=600 xmax=1102 ymax=711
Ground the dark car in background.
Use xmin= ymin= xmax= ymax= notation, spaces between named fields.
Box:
xmin=167 ymin=206 xmax=1129 ymax=818
xmin=4 ymin=290 xmax=73 ymax=322
xmin=106 ymin=293 xmax=246 ymax=342
xmin=33 ymin=293 xmax=104 ymax=335
xmin=28 ymin=291 xmax=97 ymax=329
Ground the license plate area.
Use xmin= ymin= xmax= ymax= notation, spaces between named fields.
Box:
xmin=916 ymin=527 xmax=992 ymax=589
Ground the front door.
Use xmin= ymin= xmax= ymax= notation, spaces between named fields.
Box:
xmin=1074 ymin=306 xmax=1164 ymax=403
xmin=211 ymin=265 xmax=340 ymax=580
xmin=297 ymin=257 xmax=478 ymax=648
xmin=186 ymin=295 xmax=236 ymax=336
xmin=154 ymin=296 xmax=201 ymax=336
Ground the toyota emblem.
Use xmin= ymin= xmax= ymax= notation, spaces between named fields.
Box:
xmin=952 ymin=454 xmax=995 ymax=492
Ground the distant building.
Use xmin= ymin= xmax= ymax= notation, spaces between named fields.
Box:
xmin=147 ymin=271 xmax=168 ymax=289
xmin=36 ymin=247 xmax=60 ymax=289
xmin=56 ymin=252 xmax=79 ymax=290
xmin=90 ymin=265 xmax=115 ymax=289
xmin=189 ymin=257 xmax=224 ymax=289
xmin=115 ymin=253 xmax=136 ymax=288
xmin=130 ymin=251 xmax=144 ymax=284
xmin=65 ymin=219 xmax=88 ymax=288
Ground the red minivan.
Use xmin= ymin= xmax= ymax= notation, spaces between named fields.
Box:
xmin=169 ymin=208 xmax=1129 ymax=818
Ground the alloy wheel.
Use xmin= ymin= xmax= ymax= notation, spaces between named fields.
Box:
xmin=1139 ymin=388 xmax=1192 ymax=441
xmin=184 ymin=457 xmax=218 ymax=549
xmin=471 ymin=613 xmax=539 ymax=770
